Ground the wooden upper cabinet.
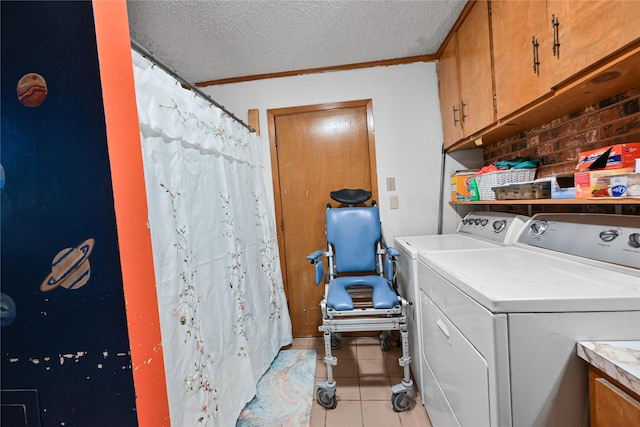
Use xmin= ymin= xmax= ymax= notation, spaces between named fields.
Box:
xmin=438 ymin=32 xmax=464 ymax=148
xmin=456 ymin=0 xmax=494 ymax=138
xmin=441 ymin=0 xmax=640 ymax=152
xmin=438 ymin=0 xmax=494 ymax=149
xmin=546 ymin=1 xmax=640 ymax=86
xmin=492 ymin=0 xmax=640 ymax=121
xmin=492 ymin=0 xmax=554 ymax=120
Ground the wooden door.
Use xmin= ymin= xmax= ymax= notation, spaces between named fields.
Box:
xmin=268 ymin=100 xmax=378 ymax=337
xmin=457 ymin=0 xmax=494 ymax=137
xmin=492 ymin=0 xmax=554 ymax=119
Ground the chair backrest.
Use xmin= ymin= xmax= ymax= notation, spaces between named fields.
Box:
xmin=326 ymin=205 xmax=381 ymax=273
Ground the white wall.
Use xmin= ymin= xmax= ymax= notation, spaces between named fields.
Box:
xmin=203 ymin=62 xmax=459 ymax=242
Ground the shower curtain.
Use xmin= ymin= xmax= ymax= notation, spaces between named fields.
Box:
xmin=131 ymin=50 xmax=293 ymax=426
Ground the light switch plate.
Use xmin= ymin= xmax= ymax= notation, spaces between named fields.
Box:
xmin=390 ymin=195 xmax=399 ymax=209
xmin=386 ymin=177 xmax=396 ymax=192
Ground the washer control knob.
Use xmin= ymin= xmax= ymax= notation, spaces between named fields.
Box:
xmin=599 ymin=230 xmax=619 ymax=243
xmin=628 ymin=233 xmax=640 ymax=248
xmin=481 ymin=219 xmax=488 ymax=226
xmin=529 ymin=220 xmax=548 ymax=237
xmin=493 ymin=220 xmax=506 ymax=233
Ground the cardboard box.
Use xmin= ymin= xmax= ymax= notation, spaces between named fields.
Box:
xmin=574 ymin=167 xmax=635 ymax=198
xmin=551 ymin=181 xmax=576 ymax=199
xmin=450 ymin=170 xmax=477 ymax=201
xmin=577 ymin=142 xmax=640 ymax=171
xmin=610 ymin=173 xmax=640 ymax=197
xmin=551 ymin=173 xmax=576 ymax=199
xmin=551 ymin=185 xmax=576 ymax=199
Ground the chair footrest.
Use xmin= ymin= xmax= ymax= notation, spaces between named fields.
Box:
xmin=326 ymin=306 xmax=403 ymax=317
xmin=319 ymin=316 xmax=406 ymax=333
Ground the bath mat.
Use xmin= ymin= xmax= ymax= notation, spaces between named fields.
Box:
xmin=237 ymin=349 xmax=316 ymax=427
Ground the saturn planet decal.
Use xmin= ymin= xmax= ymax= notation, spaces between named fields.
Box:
xmin=40 ymin=238 xmax=95 ymax=292
xmin=17 ymin=73 xmax=48 ymax=107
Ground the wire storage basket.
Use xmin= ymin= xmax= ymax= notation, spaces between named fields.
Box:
xmin=475 ymin=169 xmax=537 ymax=200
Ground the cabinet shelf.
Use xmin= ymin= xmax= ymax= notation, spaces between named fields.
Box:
xmin=451 ymin=198 xmax=640 ymax=205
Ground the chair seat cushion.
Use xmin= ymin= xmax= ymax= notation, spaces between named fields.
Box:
xmin=327 ymin=276 xmax=399 ymax=311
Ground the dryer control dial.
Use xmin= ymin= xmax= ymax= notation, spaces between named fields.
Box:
xmin=528 ymin=220 xmax=548 ymax=238
xmin=493 ymin=220 xmax=506 ymax=233
xmin=628 ymin=232 xmax=640 ymax=248
xmin=599 ymin=229 xmax=620 ymax=243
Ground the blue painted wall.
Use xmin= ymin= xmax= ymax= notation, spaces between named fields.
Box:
xmin=1 ymin=1 xmax=138 ymax=425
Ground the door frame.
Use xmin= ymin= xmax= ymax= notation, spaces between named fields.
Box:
xmin=267 ymin=99 xmax=379 ymax=297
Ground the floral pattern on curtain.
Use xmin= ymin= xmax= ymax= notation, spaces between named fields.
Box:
xmin=132 ymin=50 xmax=292 ymax=427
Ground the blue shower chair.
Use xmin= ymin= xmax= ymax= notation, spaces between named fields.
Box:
xmin=306 ymin=189 xmax=414 ymax=412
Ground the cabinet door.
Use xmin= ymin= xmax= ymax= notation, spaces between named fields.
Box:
xmin=492 ymin=0 xmax=554 ymax=119
xmin=591 ymin=375 xmax=640 ymax=427
xmin=546 ymin=0 xmax=640 ymax=86
xmin=457 ymin=0 xmax=494 ymax=137
xmin=438 ymin=32 xmax=464 ymax=149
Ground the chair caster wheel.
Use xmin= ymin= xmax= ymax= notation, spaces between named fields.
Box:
xmin=317 ymin=388 xmax=337 ymax=409
xmin=381 ymin=334 xmax=391 ymax=351
xmin=330 ymin=334 xmax=342 ymax=350
xmin=391 ymin=392 xmax=412 ymax=412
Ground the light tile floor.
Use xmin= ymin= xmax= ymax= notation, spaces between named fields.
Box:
xmin=289 ymin=336 xmax=433 ymax=427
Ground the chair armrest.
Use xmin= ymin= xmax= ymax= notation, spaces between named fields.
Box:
xmin=306 ymin=251 xmax=326 ymax=286
xmin=384 ymin=248 xmax=399 ymax=282
xmin=385 ymin=247 xmax=400 ymax=257
xmin=307 ymin=250 xmax=325 ymax=263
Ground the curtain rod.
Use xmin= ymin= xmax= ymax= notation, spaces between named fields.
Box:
xmin=130 ymin=39 xmax=255 ymax=133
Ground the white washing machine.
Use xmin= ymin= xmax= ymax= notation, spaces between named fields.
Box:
xmin=393 ymin=211 xmax=528 ymax=398
xmin=418 ymin=213 xmax=640 ymax=426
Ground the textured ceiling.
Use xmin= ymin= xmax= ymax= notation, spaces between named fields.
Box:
xmin=126 ymin=0 xmax=466 ymax=84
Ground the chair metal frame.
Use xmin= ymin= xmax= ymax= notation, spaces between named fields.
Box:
xmin=306 ymin=189 xmax=414 ymax=412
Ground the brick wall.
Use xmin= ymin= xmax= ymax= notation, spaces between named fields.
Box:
xmin=480 ymin=86 xmax=640 ymax=215
xmin=483 ymin=86 xmax=640 ymax=178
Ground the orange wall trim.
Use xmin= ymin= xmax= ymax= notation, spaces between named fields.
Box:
xmin=92 ymin=1 xmax=170 ymax=425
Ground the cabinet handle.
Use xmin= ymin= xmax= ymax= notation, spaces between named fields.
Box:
xmin=461 ymin=100 xmax=467 ymax=123
xmin=552 ymin=15 xmax=560 ymax=57
xmin=452 ymin=105 xmax=460 ymax=127
xmin=532 ymin=36 xmax=540 ymax=74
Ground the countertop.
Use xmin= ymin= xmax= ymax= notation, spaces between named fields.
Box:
xmin=577 ymin=340 xmax=640 ymax=396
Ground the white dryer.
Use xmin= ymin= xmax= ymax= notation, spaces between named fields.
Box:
xmin=393 ymin=211 xmax=528 ymax=398
xmin=418 ymin=213 xmax=640 ymax=426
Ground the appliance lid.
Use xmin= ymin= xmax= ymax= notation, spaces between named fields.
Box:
xmin=423 ymin=247 xmax=640 ymax=313
xmin=394 ymin=211 xmax=529 ymax=258
xmin=395 ymin=234 xmax=500 ymax=259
